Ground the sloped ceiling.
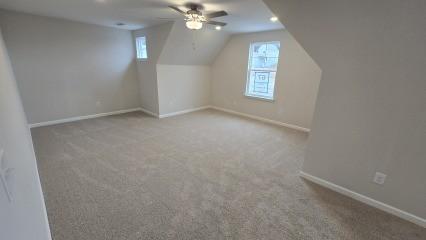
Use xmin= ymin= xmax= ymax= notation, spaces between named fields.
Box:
xmin=0 ymin=0 xmax=283 ymax=32
xmin=158 ymin=20 xmax=230 ymax=65
xmin=262 ymin=0 xmax=426 ymax=221
xmin=133 ymin=22 xmax=174 ymax=62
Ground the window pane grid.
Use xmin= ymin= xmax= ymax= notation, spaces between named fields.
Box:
xmin=136 ymin=36 xmax=147 ymax=59
xmin=246 ymin=41 xmax=280 ymax=100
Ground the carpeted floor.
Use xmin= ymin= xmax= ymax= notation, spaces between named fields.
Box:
xmin=31 ymin=110 xmax=425 ymax=240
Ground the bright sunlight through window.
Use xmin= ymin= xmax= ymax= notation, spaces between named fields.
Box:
xmin=245 ymin=41 xmax=280 ymax=100
xmin=136 ymin=36 xmax=148 ymax=60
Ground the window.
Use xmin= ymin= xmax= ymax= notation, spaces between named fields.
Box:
xmin=245 ymin=41 xmax=280 ymax=100
xmin=135 ymin=36 xmax=148 ymax=59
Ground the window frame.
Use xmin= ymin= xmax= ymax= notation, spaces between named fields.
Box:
xmin=244 ymin=41 xmax=281 ymax=101
xmin=135 ymin=36 xmax=148 ymax=60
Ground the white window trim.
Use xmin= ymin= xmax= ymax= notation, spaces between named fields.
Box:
xmin=245 ymin=94 xmax=276 ymax=102
xmin=244 ymin=41 xmax=280 ymax=102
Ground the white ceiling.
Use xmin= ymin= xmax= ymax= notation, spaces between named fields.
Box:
xmin=0 ymin=0 xmax=284 ymax=33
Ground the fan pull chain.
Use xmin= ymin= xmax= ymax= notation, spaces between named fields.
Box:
xmin=192 ymin=30 xmax=197 ymax=51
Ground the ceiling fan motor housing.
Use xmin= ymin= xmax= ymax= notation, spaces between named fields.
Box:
xmin=169 ymin=3 xmax=228 ymax=30
xmin=187 ymin=9 xmax=202 ymax=16
xmin=185 ymin=3 xmax=204 ymax=11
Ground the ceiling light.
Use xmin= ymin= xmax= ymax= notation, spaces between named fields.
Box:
xmin=270 ymin=16 xmax=279 ymax=22
xmin=186 ymin=20 xmax=203 ymax=30
xmin=215 ymin=26 xmax=222 ymax=30
xmin=185 ymin=13 xmax=206 ymax=30
xmin=185 ymin=13 xmax=207 ymax=30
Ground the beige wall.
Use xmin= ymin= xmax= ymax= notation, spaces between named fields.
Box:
xmin=0 ymin=30 xmax=51 ymax=240
xmin=264 ymin=0 xmax=426 ymax=220
xmin=0 ymin=10 xmax=140 ymax=124
xmin=134 ymin=21 xmax=228 ymax=116
xmin=157 ymin=65 xmax=210 ymax=116
xmin=133 ymin=23 xmax=173 ymax=115
xmin=155 ymin=21 xmax=228 ymax=116
xmin=211 ymin=30 xmax=321 ymax=129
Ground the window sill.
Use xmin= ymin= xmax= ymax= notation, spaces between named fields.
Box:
xmin=244 ymin=94 xmax=275 ymax=102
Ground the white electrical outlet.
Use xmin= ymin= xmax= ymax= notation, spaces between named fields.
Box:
xmin=373 ymin=172 xmax=387 ymax=185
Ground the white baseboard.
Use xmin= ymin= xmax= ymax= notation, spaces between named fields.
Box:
xmin=28 ymin=105 xmax=311 ymax=133
xmin=159 ymin=106 xmax=211 ymax=119
xmin=140 ymin=108 xmax=159 ymax=118
xmin=28 ymin=108 xmax=142 ymax=128
xmin=210 ymin=106 xmax=310 ymax=133
xmin=300 ymin=171 xmax=426 ymax=228
xmin=28 ymin=105 xmax=209 ymax=127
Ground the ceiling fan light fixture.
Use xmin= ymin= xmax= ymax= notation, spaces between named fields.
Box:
xmin=185 ymin=13 xmax=205 ymax=30
xmin=186 ymin=20 xmax=203 ymax=30
xmin=169 ymin=4 xmax=227 ymax=30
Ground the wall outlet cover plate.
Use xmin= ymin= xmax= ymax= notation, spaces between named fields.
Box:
xmin=373 ymin=172 xmax=387 ymax=185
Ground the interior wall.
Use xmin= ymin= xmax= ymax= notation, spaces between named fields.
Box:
xmin=157 ymin=65 xmax=210 ymax=116
xmin=156 ymin=21 xmax=228 ymax=116
xmin=133 ymin=23 xmax=173 ymax=115
xmin=0 ymin=9 xmax=140 ymax=124
xmin=211 ymin=30 xmax=321 ymax=129
xmin=0 ymin=30 xmax=51 ymax=240
xmin=134 ymin=21 xmax=229 ymax=116
xmin=263 ymin=0 xmax=426 ymax=221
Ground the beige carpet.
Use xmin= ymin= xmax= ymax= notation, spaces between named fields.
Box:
xmin=31 ymin=110 xmax=425 ymax=240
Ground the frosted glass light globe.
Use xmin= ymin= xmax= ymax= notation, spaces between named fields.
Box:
xmin=186 ymin=20 xmax=203 ymax=30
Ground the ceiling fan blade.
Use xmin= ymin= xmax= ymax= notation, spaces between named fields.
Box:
xmin=205 ymin=11 xmax=228 ymax=19
xmin=206 ymin=21 xmax=227 ymax=27
xmin=168 ymin=6 xmax=186 ymax=15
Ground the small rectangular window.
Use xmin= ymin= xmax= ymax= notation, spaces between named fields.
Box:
xmin=245 ymin=41 xmax=280 ymax=100
xmin=136 ymin=36 xmax=148 ymax=59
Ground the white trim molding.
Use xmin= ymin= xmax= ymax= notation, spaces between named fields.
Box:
xmin=28 ymin=108 xmax=143 ymax=128
xmin=159 ymin=106 xmax=211 ymax=119
xmin=210 ymin=106 xmax=310 ymax=133
xmin=140 ymin=108 xmax=159 ymax=118
xmin=28 ymin=106 xmax=312 ymax=133
xmin=300 ymin=171 xmax=426 ymax=228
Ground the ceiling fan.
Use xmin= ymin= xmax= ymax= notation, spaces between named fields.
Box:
xmin=168 ymin=3 xmax=228 ymax=30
